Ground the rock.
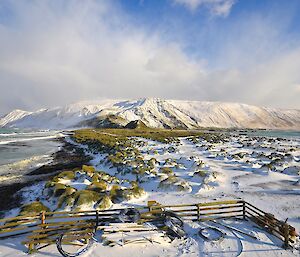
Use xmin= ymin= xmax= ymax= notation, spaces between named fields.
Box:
xmin=124 ymin=120 xmax=148 ymax=129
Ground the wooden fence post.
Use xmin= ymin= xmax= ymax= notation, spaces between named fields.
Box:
xmin=197 ymin=204 xmax=200 ymax=221
xmin=40 ymin=211 xmax=45 ymax=225
xmin=282 ymin=222 xmax=290 ymax=249
xmin=242 ymin=201 xmax=246 ymax=220
xmin=27 ymin=212 xmax=45 ymax=254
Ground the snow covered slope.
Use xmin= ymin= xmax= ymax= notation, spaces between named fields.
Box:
xmin=0 ymin=109 xmax=32 ymax=127
xmin=1 ymin=98 xmax=300 ymax=130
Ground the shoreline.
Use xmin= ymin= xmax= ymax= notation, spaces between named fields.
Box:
xmin=0 ymin=137 xmax=91 ymax=216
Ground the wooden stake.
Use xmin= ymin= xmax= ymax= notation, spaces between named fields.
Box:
xmin=282 ymin=222 xmax=290 ymax=249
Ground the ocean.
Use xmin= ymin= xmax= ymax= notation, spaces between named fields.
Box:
xmin=0 ymin=128 xmax=63 ymax=183
xmin=236 ymin=130 xmax=300 ymax=139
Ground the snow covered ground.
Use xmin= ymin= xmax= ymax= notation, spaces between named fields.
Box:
xmin=0 ymin=132 xmax=300 ymax=256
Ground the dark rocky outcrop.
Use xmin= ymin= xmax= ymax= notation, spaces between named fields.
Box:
xmin=0 ymin=140 xmax=91 ymax=215
xmin=124 ymin=120 xmax=148 ymax=129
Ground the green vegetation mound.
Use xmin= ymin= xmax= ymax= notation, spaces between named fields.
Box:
xmin=20 ymin=201 xmax=50 ymax=216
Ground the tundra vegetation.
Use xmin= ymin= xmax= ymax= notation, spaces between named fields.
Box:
xmin=16 ymin=127 xmax=299 ymax=215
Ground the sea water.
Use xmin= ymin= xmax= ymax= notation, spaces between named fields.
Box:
xmin=0 ymin=128 xmax=63 ymax=181
xmin=237 ymin=130 xmax=300 ymax=140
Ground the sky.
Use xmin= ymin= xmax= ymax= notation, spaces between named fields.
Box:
xmin=0 ymin=0 xmax=300 ymax=115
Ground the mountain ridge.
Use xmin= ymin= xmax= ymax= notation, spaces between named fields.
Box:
xmin=1 ymin=98 xmax=299 ymax=130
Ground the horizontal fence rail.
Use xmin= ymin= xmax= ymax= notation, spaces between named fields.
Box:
xmin=0 ymin=199 xmax=295 ymax=253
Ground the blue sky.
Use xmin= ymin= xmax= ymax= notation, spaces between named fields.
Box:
xmin=118 ymin=0 xmax=300 ymax=67
xmin=0 ymin=0 xmax=300 ymax=114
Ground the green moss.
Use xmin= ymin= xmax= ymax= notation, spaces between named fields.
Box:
xmin=56 ymin=170 xmax=76 ymax=180
xmin=194 ymin=170 xmax=207 ymax=177
xmin=73 ymin=128 xmax=222 ymax=148
xmin=56 ymin=187 xmax=77 ymax=209
xmin=64 ymin=187 xmax=77 ymax=196
xmin=19 ymin=201 xmax=50 ymax=216
xmin=158 ymin=175 xmax=179 ymax=190
xmin=176 ymin=181 xmax=191 ymax=191
xmin=82 ymin=165 xmax=96 ymax=176
xmin=64 ymin=195 xmax=76 ymax=208
xmin=88 ymin=180 xmax=108 ymax=192
xmin=123 ymin=186 xmax=145 ymax=200
xmin=96 ymin=195 xmax=112 ymax=210
xmin=51 ymin=177 xmax=60 ymax=183
xmin=91 ymin=173 xmax=100 ymax=182
xmin=159 ymin=167 xmax=174 ymax=175
xmin=45 ymin=181 xmax=55 ymax=188
xmin=54 ymin=183 xmax=67 ymax=197
xmin=74 ymin=190 xmax=101 ymax=207
xmin=159 ymin=175 xmax=178 ymax=185
xmin=158 ymin=176 xmax=191 ymax=192
xmin=130 ymin=181 xmax=139 ymax=188
xmin=109 ymin=185 xmax=123 ymax=202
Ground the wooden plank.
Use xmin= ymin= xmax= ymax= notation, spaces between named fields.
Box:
xmin=199 ymin=209 xmax=243 ymax=217
xmin=38 ymin=219 xmax=96 ymax=227
xmin=45 ymin=208 xmax=128 ymax=216
xmin=164 ymin=208 xmax=198 ymax=213
xmin=197 ymin=200 xmax=243 ymax=207
xmin=0 ymin=219 xmax=39 ymax=229
xmin=245 ymin=212 xmax=285 ymax=237
xmin=32 ymin=223 xmax=95 ymax=234
xmin=0 ymin=214 xmax=39 ymax=223
xmin=45 ymin=213 xmax=117 ymax=221
xmin=45 ymin=210 xmax=97 ymax=215
xmin=28 ymin=229 xmax=94 ymax=239
xmin=24 ymin=234 xmax=93 ymax=245
xmin=199 ymin=204 xmax=243 ymax=212
xmin=151 ymin=203 xmax=197 ymax=209
xmin=151 ymin=200 xmax=243 ymax=209
xmin=198 ymin=215 xmax=244 ymax=221
xmin=245 ymin=202 xmax=268 ymax=215
xmin=0 ymin=222 xmax=39 ymax=234
xmin=245 ymin=203 xmax=266 ymax=214
xmin=246 ymin=207 xmax=282 ymax=225
xmin=176 ymin=213 xmax=198 ymax=217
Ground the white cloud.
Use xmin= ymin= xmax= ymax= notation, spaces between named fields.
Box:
xmin=173 ymin=0 xmax=235 ymax=16
xmin=0 ymin=0 xmax=299 ymax=115
xmin=0 ymin=1 xmax=207 ymax=113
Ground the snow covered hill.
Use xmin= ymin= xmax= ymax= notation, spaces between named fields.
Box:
xmin=0 ymin=109 xmax=33 ymax=127
xmin=1 ymin=98 xmax=300 ymax=130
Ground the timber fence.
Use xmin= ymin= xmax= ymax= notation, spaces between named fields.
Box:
xmin=0 ymin=199 xmax=295 ymax=253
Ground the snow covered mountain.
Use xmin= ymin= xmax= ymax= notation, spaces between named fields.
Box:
xmin=0 ymin=109 xmax=33 ymax=127
xmin=1 ymin=98 xmax=300 ymax=130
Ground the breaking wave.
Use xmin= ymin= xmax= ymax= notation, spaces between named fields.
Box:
xmin=0 ymin=134 xmax=62 ymax=145
xmin=0 ymin=154 xmax=52 ymax=176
